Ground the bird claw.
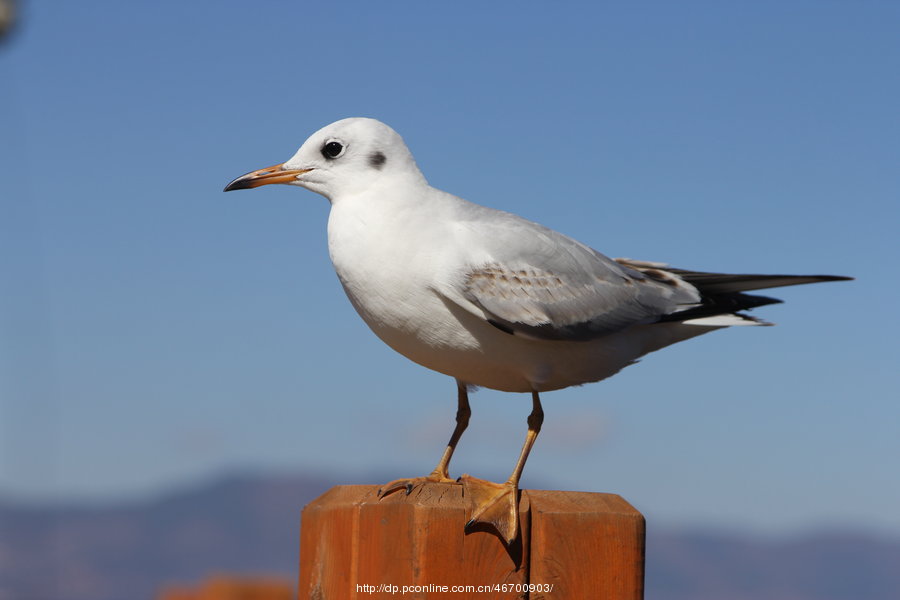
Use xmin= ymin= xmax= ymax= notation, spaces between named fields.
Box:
xmin=377 ymin=473 xmax=459 ymax=499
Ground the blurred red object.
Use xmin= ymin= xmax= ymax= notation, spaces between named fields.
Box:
xmin=157 ymin=575 xmax=293 ymax=600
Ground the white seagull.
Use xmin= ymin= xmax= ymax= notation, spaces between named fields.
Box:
xmin=224 ymin=117 xmax=850 ymax=543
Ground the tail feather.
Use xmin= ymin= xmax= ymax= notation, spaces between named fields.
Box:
xmin=659 ymin=292 xmax=783 ymax=324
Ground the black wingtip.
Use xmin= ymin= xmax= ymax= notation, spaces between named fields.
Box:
xmin=817 ymin=275 xmax=854 ymax=282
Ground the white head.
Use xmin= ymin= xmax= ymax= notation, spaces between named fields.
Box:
xmin=224 ymin=118 xmax=426 ymax=201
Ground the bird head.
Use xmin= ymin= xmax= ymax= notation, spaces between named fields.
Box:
xmin=223 ymin=117 xmax=425 ymax=201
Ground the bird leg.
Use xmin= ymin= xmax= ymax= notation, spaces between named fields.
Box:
xmin=460 ymin=391 xmax=543 ymax=544
xmin=378 ymin=381 xmax=471 ymax=497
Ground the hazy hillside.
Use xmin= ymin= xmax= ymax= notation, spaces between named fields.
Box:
xmin=1 ymin=474 xmax=897 ymax=600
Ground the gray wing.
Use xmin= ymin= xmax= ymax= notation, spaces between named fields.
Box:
xmin=438 ymin=206 xmax=701 ymax=341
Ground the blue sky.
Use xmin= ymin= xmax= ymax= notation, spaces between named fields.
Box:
xmin=1 ymin=2 xmax=898 ymax=535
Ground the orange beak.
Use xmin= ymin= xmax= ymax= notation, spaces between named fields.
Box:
xmin=223 ymin=163 xmax=311 ymax=191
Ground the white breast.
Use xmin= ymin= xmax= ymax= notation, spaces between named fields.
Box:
xmin=327 ymin=188 xmax=482 ymax=356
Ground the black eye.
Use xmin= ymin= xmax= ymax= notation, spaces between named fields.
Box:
xmin=321 ymin=140 xmax=345 ymax=159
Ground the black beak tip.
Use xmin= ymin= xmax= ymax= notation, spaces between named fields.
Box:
xmin=223 ymin=177 xmax=250 ymax=192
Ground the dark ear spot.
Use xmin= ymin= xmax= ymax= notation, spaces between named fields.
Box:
xmin=368 ymin=151 xmax=386 ymax=169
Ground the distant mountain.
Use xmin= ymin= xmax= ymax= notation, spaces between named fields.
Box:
xmin=1 ymin=474 xmax=898 ymax=600
xmin=0 ymin=474 xmax=332 ymax=600
xmin=646 ymin=528 xmax=900 ymax=600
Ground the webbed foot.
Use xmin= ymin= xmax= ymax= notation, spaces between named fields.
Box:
xmin=459 ymin=474 xmax=519 ymax=544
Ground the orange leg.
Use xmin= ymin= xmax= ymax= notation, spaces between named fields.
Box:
xmin=460 ymin=390 xmax=543 ymax=544
xmin=378 ymin=380 xmax=471 ymax=497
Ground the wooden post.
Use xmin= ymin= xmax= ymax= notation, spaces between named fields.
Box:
xmin=299 ymin=483 xmax=644 ymax=599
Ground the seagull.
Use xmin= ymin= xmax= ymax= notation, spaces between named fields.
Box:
xmin=224 ymin=117 xmax=850 ymax=543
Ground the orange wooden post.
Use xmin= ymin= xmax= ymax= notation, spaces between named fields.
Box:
xmin=299 ymin=483 xmax=644 ymax=599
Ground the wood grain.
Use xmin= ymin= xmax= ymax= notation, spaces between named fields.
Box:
xmin=528 ymin=490 xmax=644 ymax=599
